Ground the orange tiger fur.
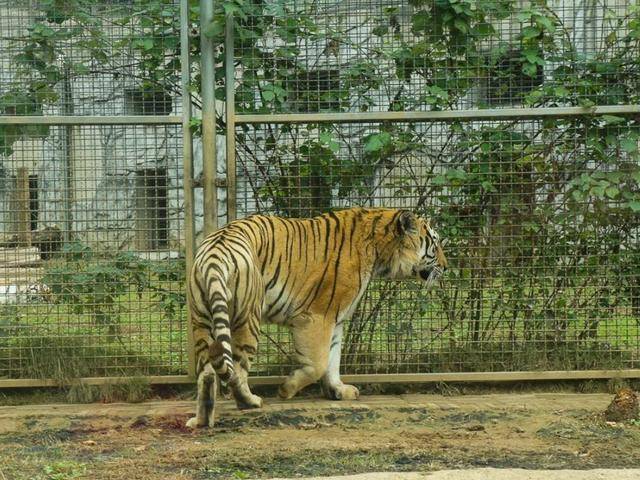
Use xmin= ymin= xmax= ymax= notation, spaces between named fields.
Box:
xmin=186 ymin=207 xmax=447 ymax=428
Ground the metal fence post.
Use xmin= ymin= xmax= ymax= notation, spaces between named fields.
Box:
xmin=181 ymin=0 xmax=196 ymax=379
xmin=200 ymin=0 xmax=217 ymax=235
xmin=225 ymin=13 xmax=236 ymax=223
xmin=15 ymin=167 xmax=31 ymax=246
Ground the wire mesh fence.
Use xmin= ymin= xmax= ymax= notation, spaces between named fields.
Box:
xmin=231 ymin=0 xmax=639 ymax=115
xmin=1 ymin=0 xmax=639 ymax=385
xmin=231 ymin=0 xmax=640 ymax=377
xmin=0 ymin=0 xmax=183 ymax=118
xmin=0 ymin=0 xmax=188 ymax=383
xmin=238 ymin=118 xmax=640 ymax=375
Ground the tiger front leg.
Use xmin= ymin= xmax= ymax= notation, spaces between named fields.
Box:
xmin=320 ymin=322 xmax=359 ymax=401
xmin=278 ymin=316 xmax=331 ymax=400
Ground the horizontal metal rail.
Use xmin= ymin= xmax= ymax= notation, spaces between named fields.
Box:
xmin=236 ymin=105 xmax=640 ymax=124
xmin=2 ymin=369 xmax=639 ymax=388
xmin=3 ymin=105 xmax=637 ymax=127
xmin=0 ymin=376 xmax=193 ymax=388
xmin=0 ymin=115 xmax=182 ymax=125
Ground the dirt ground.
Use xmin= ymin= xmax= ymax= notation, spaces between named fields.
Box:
xmin=1 ymin=392 xmax=639 ymax=480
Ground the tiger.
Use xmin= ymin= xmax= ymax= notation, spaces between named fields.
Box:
xmin=186 ymin=207 xmax=447 ymax=428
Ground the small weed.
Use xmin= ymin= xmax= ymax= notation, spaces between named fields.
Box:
xmin=66 ymin=377 xmax=152 ymax=404
xmin=43 ymin=461 xmax=85 ymax=480
xmin=606 ymin=378 xmax=630 ymax=393
xmin=66 ymin=383 xmax=97 ymax=404
xmin=537 ymin=420 xmax=628 ymax=440
xmin=100 ymin=377 xmax=152 ymax=403
xmin=435 ymin=381 xmax=460 ymax=396
xmin=576 ymin=380 xmax=603 ymax=393
xmin=443 ymin=411 xmax=511 ymax=424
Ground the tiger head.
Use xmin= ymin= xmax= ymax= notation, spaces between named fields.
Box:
xmin=375 ymin=210 xmax=448 ymax=286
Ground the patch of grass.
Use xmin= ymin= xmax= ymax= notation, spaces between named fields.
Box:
xmin=537 ymin=419 xmax=628 ymax=440
xmin=43 ymin=460 xmax=86 ymax=480
xmin=196 ymin=450 xmax=429 ymax=480
xmin=0 ymin=332 xmax=157 ymax=403
xmin=66 ymin=377 xmax=152 ymax=404
xmin=419 ymin=341 xmax=636 ymax=373
xmin=196 ymin=441 xmax=640 ymax=480
xmin=606 ymin=377 xmax=631 ymax=393
xmin=0 ymin=388 xmax=68 ymax=406
xmin=213 ymin=407 xmax=380 ymax=431
xmin=443 ymin=410 xmax=512 ymax=424
xmin=0 ymin=333 xmax=176 ymax=381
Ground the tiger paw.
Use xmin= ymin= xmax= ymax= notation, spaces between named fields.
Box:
xmin=278 ymin=383 xmax=297 ymax=400
xmin=185 ymin=416 xmax=212 ymax=429
xmin=236 ymin=393 xmax=263 ymax=410
xmin=323 ymin=383 xmax=360 ymax=401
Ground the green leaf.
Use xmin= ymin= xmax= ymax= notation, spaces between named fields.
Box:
xmin=521 ymin=26 xmax=540 ymax=39
xmin=605 ymin=186 xmax=619 ymax=199
xmin=203 ymin=20 xmax=224 ymax=38
xmin=364 ymin=131 xmax=392 ymax=153
xmin=446 ymin=168 xmax=467 ymax=181
xmin=72 ymin=63 xmax=90 ymax=75
xmin=432 ymin=174 xmax=446 ymax=186
xmin=601 ymin=115 xmax=626 ymax=125
xmin=453 ymin=18 xmax=468 ymax=34
xmin=534 ymin=15 xmax=555 ymax=33
xmin=522 ymin=49 xmax=544 ymax=65
xmin=261 ymin=90 xmax=275 ymax=101
xmin=627 ymin=201 xmax=640 ymax=212
xmin=480 ymin=142 xmax=492 ymax=153
xmin=592 ymin=185 xmax=606 ymax=198
xmin=620 ymin=138 xmax=638 ymax=153
xmin=522 ymin=62 xmax=538 ymax=77
xmin=411 ymin=10 xmax=431 ymax=33
xmin=319 ymin=132 xmax=340 ymax=153
xmin=372 ymin=25 xmax=389 ymax=36
xmin=473 ymin=23 xmax=495 ymax=37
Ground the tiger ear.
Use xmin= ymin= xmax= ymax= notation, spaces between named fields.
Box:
xmin=396 ymin=210 xmax=418 ymax=236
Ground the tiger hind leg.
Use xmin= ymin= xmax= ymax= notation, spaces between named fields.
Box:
xmin=186 ymin=361 xmax=217 ymax=428
xmin=186 ymin=315 xmax=223 ymax=428
xmin=230 ymin=315 xmax=262 ymax=410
